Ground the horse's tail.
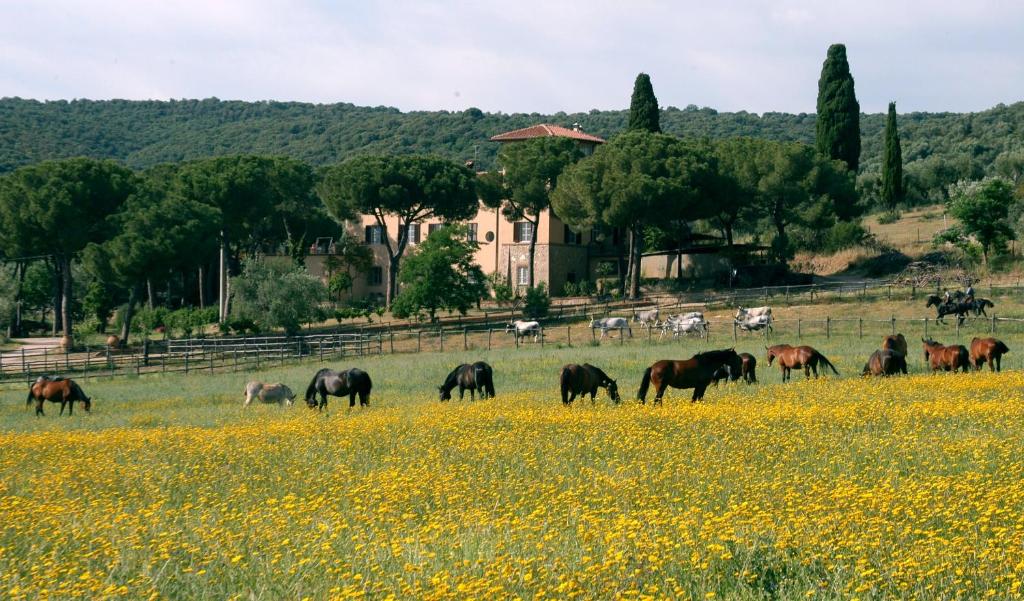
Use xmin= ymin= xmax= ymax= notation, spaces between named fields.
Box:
xmin=559 ymin=366 xmax=570 ymax=404
xmin=637 ymin=367 xmax=652 ymax=402
xmin=305 ymin=368 xmax=331 ymax=404
xmin=817 ymin=352 xmax=839 ymax=375
xmin=26 ymin=384 xmax=34 ymax=407
xmin=477 ymin=364 xmax=494 ymax=397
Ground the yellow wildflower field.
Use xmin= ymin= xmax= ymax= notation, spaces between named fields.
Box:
xmin=2 ymin=370 xmax=1024 ymax=599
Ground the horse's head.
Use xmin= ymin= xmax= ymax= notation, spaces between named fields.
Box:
xmin=505 ymin=322 xmax=515 ymax=333
xmin=438 ymin=386 xmax=452 ymax=402
xmin=765 ymin=345 xmax=776 ymax=365
xmin=82 ymin=396 xmax=92 ymax=412
xmin=283 ymin=385 xmax=296 ymax=406
xmin=588 ymin=318 xmax=597 ymax=328
xmin=605 ymin=379 xmax=621 ymax=403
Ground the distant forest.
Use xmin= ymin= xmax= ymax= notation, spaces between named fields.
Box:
xmin=1 ymin=97 xmax=1022 ymax=203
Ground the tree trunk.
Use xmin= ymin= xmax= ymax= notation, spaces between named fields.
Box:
xmin=527 ymin=216 xmax=539 ymax=288
xmin=60 ymin=255 xmax=73 ymax=343
xmin=725 ymin=222 xmax=734 ymax=247
xmin=8 ymin=262 xmax=24 ymax=337
xmin=119 ymin=284 xmax=140 ymax=346
xmin=386 ymin=255 xmax=400 ymax=307
xmin=623 ymin=233 xmax=634 ymax=296
xmin=629 ymin=228 xmax=643 ymax=300
xmin=147 ymin=278 xmax=154 ymax=310
xmin=198 ymin=266 xmax=205 ymax=309
xmin=52 ymin=259 xmax=63 ymax=336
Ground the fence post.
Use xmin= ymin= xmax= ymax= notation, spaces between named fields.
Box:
xmin=956 ymin=317 xmax=960 ymax=339
xmin=515 ymin=330 xmax=519 ymax=349
xmin=924 ymin=317 xmax=929 ymax=339
xmin=797 ymin=319 xmax=801 ymax=339
xmin=763 ymin=286 xmax=768 ymax=303
xmin=858 ymin=318 xmax=863 ymax=339
xmin=390 ymin=331 xmax=395 ymax=354
xmin=416 ymin=330 xmax=422 ymax=353
xmin=887 ymin=285 xmax=891 ymax=301
xmin=541 ymin=328 xmax=546 ymax=348
xmin=568 ymin=325 xmax=572 ymax=346
xmin=487 ymin=328 xmax=492 ymax=350
xmin=618 ymin=327 xmax=623 ymax=346
xmin=591 ymin=325 xmax=596 ymax=343
xmin=785 ymin=287 xmax=790 ymax=304
xmin=732 ymin=321 xmax=737 ymax=342
xmin=891 ymin=315 xmax=896 ymax=335
xmin=85 ymin=345 xmax=90 ymax=379
xmin=992 ymin=314 xmax=997 ymax=334
xmin=439 ymin=328 xmax=444 ymax=352
xmin=826 ymin=316 xmax=831 ymax=339
xmin=463 ymin=328 xmax=468 ymax=351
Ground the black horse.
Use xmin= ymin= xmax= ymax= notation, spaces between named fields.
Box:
xmin=304 ymin=368 xmax=372 ymax=410
xmin=972 ymin=298 xmax=995 ymax=316
xmin=439 ymin=362 xmax=495 ymax=401
xmin=925 ymin=295 xmax=971 ymax=324
xmin=559 ymin=363 xmax=620 ymax=405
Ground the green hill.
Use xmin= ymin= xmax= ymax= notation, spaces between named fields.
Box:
xmin=1 ymin=97 xmax=1021 ymax=191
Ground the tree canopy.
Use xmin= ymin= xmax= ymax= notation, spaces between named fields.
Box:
xmin=628 ymin=73 xmax=661 ymax=133
xmin=881 ymin=102 xmax=904 ymax=211
xmin=317 ymin=154 xmax=478 ymax=306
xmin=390 ymin=225 xmax=487 ymax=321
xmin=816 ymin=44 xmax=861 ymax=173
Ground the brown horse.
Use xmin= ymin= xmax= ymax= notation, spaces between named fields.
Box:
xmin=560 ymin=363 xmax=620 ymax=405
xmin=921 ymin=338 xmax=970 ymax=373
xmin=969 ymin=337 xmax=1009 ymax=372
xmin=881 ymin=333 xmax=908 ymax=357
xmin=26 ymin=376 xmax=91 ymax=416
xmin=637 ymin=348 xmax=741 ymax=404
xmin=711 ymin=352 xmax=757 ymax=386
xmin=862 ymin=349 xmax=907 ymax=376
xmin=765 ymin=345 xmax=839 ymax=382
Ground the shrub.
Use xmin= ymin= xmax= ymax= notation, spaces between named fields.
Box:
xmin=230 ymin=258 xmax=328 ymax=335
xmin=822 ymin=222 xmax=871 ymax=253
xmin=876 ymin=211 xmax=901 ymax=224
xmin=521 ymin=283 xmax=550 ymax=319
xmin=562 ymin=281 xmax=578 ymax=297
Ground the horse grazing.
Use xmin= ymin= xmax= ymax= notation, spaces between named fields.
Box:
xmin=921 ymin=338 xmax=970 ymax=373
xmin=244 ymin=381 xmax=295 ymax=407
xmin=881 ymin=333 xmax=908 ymax=357
xmin=765 ymin=345 xmax=839 ymax=382
xmin=862 ymin=349 xmax=908 ymax=376
xmin=969 ymin=337 xmax=1009 ymax=372
xmin=560 ymin=363 xmax=620 ymax=405
xmin=27 ymin=376 xmax=91 ymax=416
xmin=439 ymin=362 xmax=495 ymax=401
xmin=589 ymin=317 xmax=632 ymax=338
xmin=506 ymin=320 xmax=541 ymax=343
xmin=304 ymin=368 xmax=372 ymax=410
xmin=637 ymin=348 xmax=741 ymax=404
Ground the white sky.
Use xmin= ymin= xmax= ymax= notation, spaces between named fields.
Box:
xmin=1 ymin=0 xmax=1022 ymax=114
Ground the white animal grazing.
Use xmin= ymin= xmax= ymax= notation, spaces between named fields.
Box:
xmin=244 ymin=381 xmax=296 ymax=407
xmin=735 ymin=306 xmax=772 ymax=320
xmin=506 ymin=320 xmax=541 ymax=342
xmin=589 ymin=317 xmax=633 ymax=339
xmin=632 ymin=307 xmax=659 ymax=328
xmin=659 ymin=314 xmax=708 ymax=339
xmin=735 ymin=314 xmax=772 ymax=332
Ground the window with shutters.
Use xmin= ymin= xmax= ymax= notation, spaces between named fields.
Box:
xmin=427 ymin=223 xmax=443 ymax=236
xmin=513 ymin=221 xmax=533 ymax=243
xmin=364 ymin=225 xmax=384 ymax=245
xmin=466 ymin=223 xmax=478 ymax=242
xmin=406 ymin=223 xmax=421 ymax=245
xmin=368 ymin=267 xmax=383 ymax=285
xmin=516 ymin=266 xmax=530 ymax=286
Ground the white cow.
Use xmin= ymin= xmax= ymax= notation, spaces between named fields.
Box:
xmin=659 ymin=314 xmax=708 ymax=339
xmin=506 ymin=320 xmax=541 ymax=342
xmin=244 ymin=381 xmax=296 ymax=407
xmin=589 ymin=317 xmax=633 ymax=339
xmin=631 ymin=307 xmax=659 ymax=328
xmin=735 ymin=306 xmax=772 ymax=321
xmin=735 ymin=314 xmax=773 ymax=333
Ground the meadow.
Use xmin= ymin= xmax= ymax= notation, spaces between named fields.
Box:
xmin=3 ymin=322 xmax=1024 ymax=600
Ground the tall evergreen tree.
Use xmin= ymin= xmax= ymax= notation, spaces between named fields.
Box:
xmin=628 ymin=73 xmax=661 ymax=133
xmin=815 ymin=44 xmax=861 ymax=172
xmin=881 ymin=101 xmax=904 ymax=211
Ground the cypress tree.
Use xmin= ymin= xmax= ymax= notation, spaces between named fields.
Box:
xmin=628 ymin=73 xmax=661 ymax=133
xmin=815 ymin=44 xmax=861 ymax=172
xmin=880 ymin=101 xmax=904 ymax=211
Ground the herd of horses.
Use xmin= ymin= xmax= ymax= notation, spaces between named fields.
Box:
xmin=925 ymin=292 xmax=996 ymax=324
xmin=21 ymin=300 xmax=1014 ymax=416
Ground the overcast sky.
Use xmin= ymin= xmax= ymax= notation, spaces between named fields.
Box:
xmin=1 ymin=0 xmax=1022 ymax=115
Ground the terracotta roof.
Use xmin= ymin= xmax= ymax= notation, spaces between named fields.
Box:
xmin=489 ymin=123 xmax=605 ymax=144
